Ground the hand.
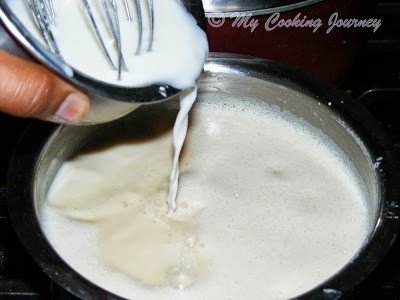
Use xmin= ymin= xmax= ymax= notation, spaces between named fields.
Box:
xmin=0 ymin=50 xmax=90 ymax=124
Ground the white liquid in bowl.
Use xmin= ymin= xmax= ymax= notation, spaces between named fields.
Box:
xmin=6 ymin=0 xmax=209 ymax=89
xmin=41 ymin=95 xmax=370 ymax=300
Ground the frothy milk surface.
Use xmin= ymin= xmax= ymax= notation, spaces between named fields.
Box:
xmin=42 ymin=97 xmax=369 ymax=300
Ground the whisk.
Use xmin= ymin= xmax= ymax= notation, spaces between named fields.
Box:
xmin=0 ymin=0 xmax=206 ymax=123
xmin=27 ymin=0 xmax=154 ymax=80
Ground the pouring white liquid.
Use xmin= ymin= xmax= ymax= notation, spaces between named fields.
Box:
xmin=42 ymin=95 xmax=370 ymax=299
xmin=7 ymin=0 xmax=208 ymax=210
xmin=167 ymin=87 xmax=198 ymax=212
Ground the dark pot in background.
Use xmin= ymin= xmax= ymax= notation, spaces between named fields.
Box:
xmin=204 ymin=0 xmax=367 ymax=83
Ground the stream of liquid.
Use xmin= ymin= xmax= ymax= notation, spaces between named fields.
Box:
xmin=167 ymin=87 xmax=198 ymax=212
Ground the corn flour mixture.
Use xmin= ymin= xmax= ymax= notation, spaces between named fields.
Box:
xmin=42 ymin=95 xmax=370 ymax=300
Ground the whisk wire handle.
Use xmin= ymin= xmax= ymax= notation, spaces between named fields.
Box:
xmin=27 ymin=0 xmax=62 ymax=58
xmin=82 ymin=0 xmax=117 ymax=70
xmin=123 ymin=0 xmax=132 ymax=22
xmin=111 ymin=0 xmax=122 ymax=80
xmin=101 ymin=0 xmax=128 ymax=77
xmin=28 ymin=0 xmax=155 ymax=80
xmin=147 ymin=0 xmax=154 ymax=51
xmin=133 ymin=0 xmax=143 ymax=55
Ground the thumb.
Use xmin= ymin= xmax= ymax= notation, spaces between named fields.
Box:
xmin=0 ymin=50 xmax=90 ymax=124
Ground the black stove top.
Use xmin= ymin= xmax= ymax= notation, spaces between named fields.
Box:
xmin=1 ymin=1 xmax=400 ymax=299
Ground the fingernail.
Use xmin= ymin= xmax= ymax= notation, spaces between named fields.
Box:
xmin=54 ymin=93 xmax=90 ymax=123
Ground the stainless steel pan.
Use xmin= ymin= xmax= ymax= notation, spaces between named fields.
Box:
xmin=7 ymin=54 xmax=400 ymax=299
